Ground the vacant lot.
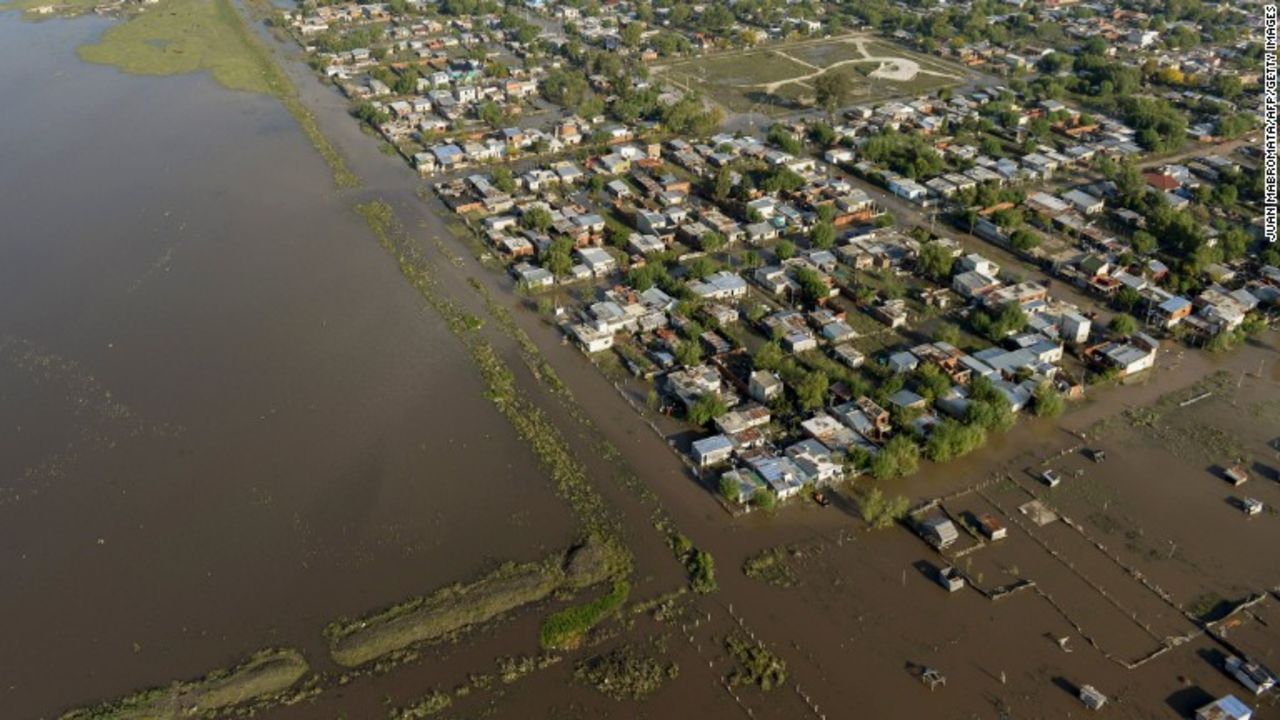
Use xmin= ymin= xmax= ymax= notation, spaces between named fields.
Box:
xmin=654 ymin=33 xmax=968 ymax=116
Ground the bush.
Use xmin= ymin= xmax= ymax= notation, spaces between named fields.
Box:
xmin=859 ymin=487 xmax=909 ymax=529
xmin=539 ymin=580 xmax=631 ymax=650
xmin=870 ymin=435 xmax=920 ymax=480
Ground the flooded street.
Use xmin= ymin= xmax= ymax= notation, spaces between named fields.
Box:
xmin=0 ymin=14 xmax=575 ymax=717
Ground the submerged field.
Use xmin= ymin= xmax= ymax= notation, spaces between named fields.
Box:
xmin=70 ymin=0 xmax=357 ymax=186
xmin=655 ymin=33 xmax=968 ymax=116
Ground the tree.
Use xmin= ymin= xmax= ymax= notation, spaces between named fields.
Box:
xmin=1009 ymin=228 xmax=1040 ymax=252
xmin=796 ymin=371 xmax=829 ymax=412
xmin=751 ymin=487 xmax=777 ymax=512
xmin=813 ymin=72 xmax=853 ymax=116
xmin=1033 ymin=381 xmax=1064 ymax=418
xmin=809 ymin=122 xmax=836 ymax=147
xmin=700 ymin=231 xmax=727 ymax=253
xmin=541 ymin=237 xmax=574 ymax=277
xmin=688 ymin=549 xmax=716 ymax=593
xmin=713 ymin=166 xmax=734 ymax=201
xmin=676 ymin=341 xmax=704 ymax=368
xmin=492 ymin=166 xmax=516 ymax=194
xmin=719 ymin=475 xmax=741 ymax=503
xmin=966 ymin=376 xmax=1015 ymax=432
xmin=794 ymin=267 xmax=829 ymax=305
xmin=1130 ymin=230 xmax=1157 ymax=255
xmin=810 ymin=222 xmax=836 ymax=250
xmin=916 ymin=241 xmax=954 ymax=281
xmin=859 ymin=487 xmax=909 ymax=529
xmin=753 ymin=342 xmax=784 ymax=371
xmin=775 ymin=239 xmax=797 ymax=261
xmin=924 ymin=419 xmax=986 ymax=462
xmin=870 ymin=435 xmax=920 ymax=480
xmin=688 ymin=392 xmax=726 ymax=426
xmin=477 ymin=101 xmax=506 ymax=129
xmin=767 ymin=124 xmax=803 ymax=154
xmin=1109 ymin=313 xmax=1138 ymax=336
xmin=522 ymin=206 xmax=553 ymax=231
xmin=935 ymin=323 xmax=960 ymax=346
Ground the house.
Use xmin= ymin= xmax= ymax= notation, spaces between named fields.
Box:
xmin=953 ymin=271 xmax=1001 ymax=300
xmin=831 ymin=344 xmax=865 ymax=369
xmin=576 ymin=246 xmax=616 ymax=276
xmin=871 ymin=300 xmax=910 ymax=329
xmin=513 ymin=262 xmax=554 ymax=289
xmin=1225 ymin=655 xmax=1276 ymax=695
xmin=1195 ymin=696 xmax=1253 ymax=720
xmin=1060 ymin=312 xmax=1092 ymax=344
xmin=1062 ymin=189 xmax=1104 ymax=215
xmin=719 ymin=468 xmax=767 ymax=505
xmin=749 ymin=456 xmax=807 ymax=500
xmin=570 ymin=322 xmax=616 ymax=352
xmin=1151 ymin=296 xmax=1193 ymax=327
xmin=800 ymin=413 xmax=860 ymax=452
xmin=688 ymin=271 xmax=748 ymax=301
xmin=749 ymin=370 xmax=784 ymax=403
xmin=785 ymin=439 xmax=844 ymax=485
xmin=888 ymin=178 xmax=929 ymax=203
xmin=714 ymin=404 xmax=771 ymax=436
xmin=886 ymin=350 xmax=919 ymax=375
xmin=691 ymin=434 xmax=735 ymax=468
xmin=1091 ymin=334 xmax=1158 ymax=376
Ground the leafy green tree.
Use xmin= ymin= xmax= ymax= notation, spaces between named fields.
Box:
xmin=522 ymin=206 xmax=553 ymax=231
xmin=859 ymin=487 xmax=910 ymax=529
xmin=751 ymin=488 xmax=776 ymax=512
xmin=796 ymin=371 xmax=829 ymax=411
xmin=719 ymin=475 xmax=740 ymax=503
xmin=676 ymin=341 xmax=705 ymax=368
xmin=814 ymin=72 xmax=853 ymax=116
xmin=810 ymin=222 xmax=836 ymax=250
xmin=688 ymin=392 xmax=726 ymax=426
xmin=870 ymin=435 xmax=920 ymax=480
xmin=1033 ymin=381 xmax=1064 ymax=418
xmin=916 ymin=241 xmax=954 ymax=281
xmin=1109 ymin=313 xmax=1137 ymax=336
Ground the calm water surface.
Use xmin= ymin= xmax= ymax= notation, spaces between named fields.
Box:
xmin=0 ymin=13 xmax=573 ymax=717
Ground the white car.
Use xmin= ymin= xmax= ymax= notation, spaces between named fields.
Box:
xmin=1041 ymin=469 xmax=1062 ymax=488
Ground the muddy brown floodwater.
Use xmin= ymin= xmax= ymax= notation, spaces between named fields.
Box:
xmin=0 ymin=14 xmax=578 ymax=718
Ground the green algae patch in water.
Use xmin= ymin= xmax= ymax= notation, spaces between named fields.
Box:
xmin=59 ymin=648 xmax=311 ymax=720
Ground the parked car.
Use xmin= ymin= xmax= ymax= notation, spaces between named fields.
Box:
xmin=1042 ymin=469 xmax=1062 ymax=488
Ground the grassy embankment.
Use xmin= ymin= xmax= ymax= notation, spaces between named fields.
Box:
xmin=59 ymin=648 xmax=310 ymax=720
xmin=73 ymin=0 xmax=358 ymax=188
xmin=327 ymin=539 xmax=622 ymax=667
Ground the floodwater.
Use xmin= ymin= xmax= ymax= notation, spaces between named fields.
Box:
xmin=0 ymin=13 xmax=576 ymax=717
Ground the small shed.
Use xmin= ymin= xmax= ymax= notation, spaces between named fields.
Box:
xmin=1079 ymin=684 xmax=1107 ymax=710
xmin=1225 ymin=465 xmax=1249 ymax=486
xmin=936 ymin=566 xmax=965 ymax=592
xmin=978 ymin=514 xmax=1007 ymax=540
xmin=921 ymin=516 xmax=960 ymax=548
xmin=1196 ymin=695 xmax=1253 ymax=720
